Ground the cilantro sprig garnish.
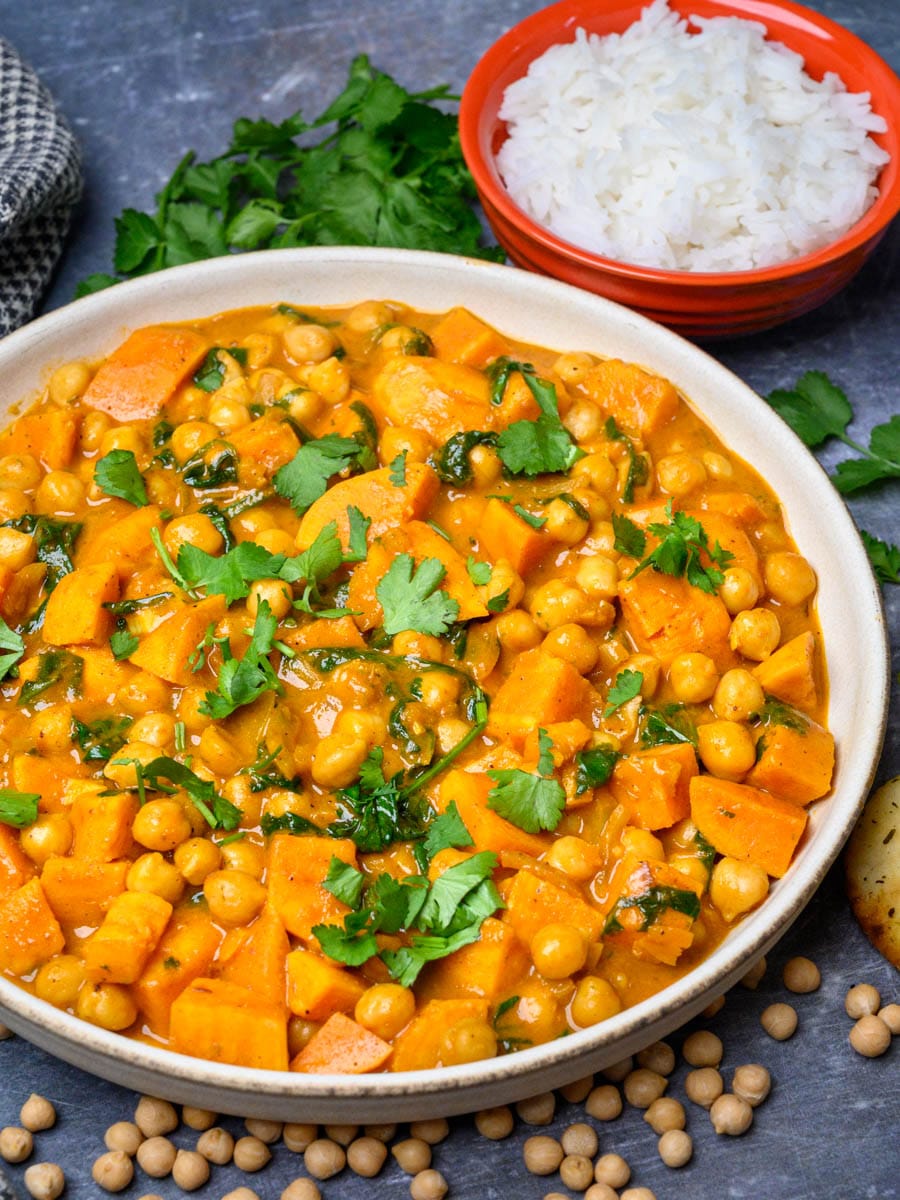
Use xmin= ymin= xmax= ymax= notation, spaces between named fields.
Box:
xmin=605 ymin=417 xmax=649 ymax=504
xmin=94 ymin=449 xmax=149 ymax=507
xmin=76 ymin=55 xmax=500 ymax=299
xmin=603 ymin=668 xmax=644 ymax=718
xmin=859 ymin=530 xmax=900 ymax=584
xmin=274 ymin=434 xmax=363 ymax=515
xmin=200 ymin=600 xmax=282 ymax=719
xmin=766 ymin=371 xmax=900 ymax=494
xmin=136 ymin=756 xmax=243 ymax=831
xmin=376 ymin=554 xmax=460 ymax=637
xmin=0 ymin=617 xmax=25 ymax=682
xmin=491 ymin=360 xmax=583 ymax=478
xmin=0 ymin=789 xmax=40 ymax=829
xmin=193 ymin=346 xmax=248 ymax=393
xmin=330 ymin=746 xmax=427 ymax=853
xmin=487 ymin=728 xmax=566 ymax=834
xmin=314 ymin=849 xmax=502 ymax=986
xmin=575 ymin=745 xmax=620 ymax=794
xmin=617 ymin=502 xmax=734 ymax=595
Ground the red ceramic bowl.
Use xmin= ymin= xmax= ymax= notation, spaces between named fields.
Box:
xmin=460 ymin=0 xmax=900 ymax=338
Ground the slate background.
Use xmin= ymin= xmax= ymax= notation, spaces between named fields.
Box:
xmin=0 ymin=1 xmax=898 ymax=1197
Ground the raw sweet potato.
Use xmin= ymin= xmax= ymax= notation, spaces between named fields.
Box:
xmin=82 ymin=326 xmax=209 ymax=422
xmin=690 ymin=775 xmax=808 ymax=878
xmin=291 ymin=1011 xmax=392 ymax=1074
xmin=286 ymin=947 xmax=366 ymax=1020
xmin=83 ymin=890 xmax=173 ymax=983
xmin=296 ymin=463 xmax=439 ymax=552
xmin=611 ymin=743 xmax=698 ymax=830
xmin=170 ymin=977 xmax=289 ymax=1071
xmin=0 ymin=879 xmax=65 ymax=975
xmin=747 ymin=722 xmax=835 ymax=806
xmin=752 ymin=632 xmax=819 ymax=713
xmin=42 ymin=562 xmax=120 ymax=647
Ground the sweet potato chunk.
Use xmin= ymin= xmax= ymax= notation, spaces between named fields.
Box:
xmin=296 ymin=463 xmax=439 ymax=552
xmin=503 ymin=866 xmax=605 ymax=945
xmin=292 ymin=1011 xmax=392 ymax=1074
xmin=372 ymin=356 xmax=492 ymax=442
xmin=0 ymin=408 xmax=77 ymax=470
xmin=79 ymin=506 xmax=163 ymax=573
xmin=0 ymin=825 xmax=33 ymax=903
xmin=82 ymin=326 xmax=209 ymax=422
xmin=488 ymin=648 xmax=592 ymax=741
xmin=71 ymin=790 xmax=139 ymax=861
xmin=0 ymin=879 xmax=65 ymax=975
xmin=286 ymin=948 xmax=366 ymax=1020
xmin=690 ymin=775 xmax=808 ymax=878
xmin=83 ymin=890 xmax=173 ymax=983
xmin=752 ymin=632 xmax=819 ymax=713
xmin=437 ymin=771 xmax=546 ymax=858
xmin=430 ymin=307 xmax=510 ymax=368
xmin=230 ymin=416 xmax=300 ymax=474
xmin=128 ymin=595 xmax=226 ymax=687
xmin=40 ymin=857 xmax=128 ymax=927
xmin=480 ymin=498 xmax=553 ymax=578
xmin=747 ymin=722 xmax=835 ymax=806
xmin=170 ymin=977 xmax=289 ymax=1071
xmin=267 ymin=834 xmax=358 ymax=942
xmin=619 ymin=571 xmax=733 ymax=669
xmin=218 ymin=905 xmax=289 ymax=1008
xmin=135 ymin=907 xmax=223 ymax=1036
xmin=583 ymin=358 xmax=679 ymax=438
xmin=390 ymin=999 xmax=488 ymax=1072
xmin=418 ymin=917 xmax=529 ymax=1004
xmin=43 ymin=562 xmax=120 ymax=646
xmin=611 ymin=743 xmax=698 ymax=830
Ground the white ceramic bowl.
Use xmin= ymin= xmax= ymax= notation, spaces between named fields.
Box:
xmin=0 ymin=248 xmax=888 ymax=1120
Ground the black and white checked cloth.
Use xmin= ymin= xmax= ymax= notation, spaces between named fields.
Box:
xmin=0 ymin=39 xmax=82 ymax=336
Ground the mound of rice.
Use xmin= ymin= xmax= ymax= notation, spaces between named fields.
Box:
xmin=496 ymin=0 xmax=890 ymax=272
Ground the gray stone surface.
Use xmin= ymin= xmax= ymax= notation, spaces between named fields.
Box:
xmin=0 ymin=1 xmax=898 ymax=1197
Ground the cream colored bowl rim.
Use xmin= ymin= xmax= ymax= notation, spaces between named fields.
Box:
xmin=0 ymin=246 xmax=889 ymax=1104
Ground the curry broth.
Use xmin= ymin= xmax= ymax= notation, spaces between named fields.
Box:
xmin=0 ymin=299 xmax=831 ymax=1074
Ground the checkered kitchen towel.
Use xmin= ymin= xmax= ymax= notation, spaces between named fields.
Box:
xmin=0 ymin=39 xmax=82 ymax=337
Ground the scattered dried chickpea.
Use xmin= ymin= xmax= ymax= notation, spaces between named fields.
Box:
xmin=740 ymin=956 xmax=767 ymax=990
xmin=410 ymin=1168 xmax=449 ymax=1200
xmin=761 ymin=1002 xmax=798 ymax=1041
xmin=304 ymin=1138 xmax=345 ymax=1180
xmin=233 ymin=1135 xmax=272 ymax=1173
xmin=703 ymin=995 xmax=726 ymax=1019
xmin=281 ymin=1181 xmax=322 ymax=1200
xmin=0 ymin=1023 xmax=12 ymax=1040
xmin=584 ymin=1186 xmax=619 ymax=1200
xmin=474 ymin=1107 xmax=514 ymax=1140
xmin=23 ymin=1163 xmax=66 ymax=1200
xmin=710 ymin=1093 xmax=754 ymax=1136
xmin=643 ymin=1097 xmax=686 ymax=1134
xmin=685 ymin=1067 xmax=724 ymax=1109
xmin=347 ymin=1136 xmax=388 ymax=1177
xmin=732 ymin=1064 xmax=772 ymax=1106
xmin=623 ymin=1067 xmax=667 ymax=1108
xmin=134 ymin=1095 xmax=179 ymax=1138
xmin=560 ymin=1123 xmax=598 ymax=1158
xmin=682 ymin=1030 xmax=723 ymax=1068
xmin=845 ymin=983 xmax=881 ymax=1018
xmin=560 ymin=1153 xmax=595 ymax=1190
xmin=283 ymin=1123 xmax=318 ymax=1153
xmin=171 ymin=1148 xmax=210 ymax=1191
xmin=104 ymin=1121 xmax=143 ymax=1155
xmin=558 ymin=1075 xmax=594 ymax=1103
xmin=0 ymin=1125 xmax=33 ymax=1163
xmin=602 ymin=1056 xmax=633 ymax=1083
xmin=392 ymin=1138 xmax=431 ymax=1174
xmin=364 ymin=1124 xmax=397 ymax=1143
xmin=658 ymin=1128 xmax=693 ymax=1168
xmin=181 ymin=1106 xmax=217 ymax=1131
xmin=594 ymin=1152 xmax=631 ymax=1188
xmin=197 ymin=1125 xmax=235 ymax=1163
xmin=221 ymin=1190 xmax=262 ymax=1200
xmin=850 ymin=1014 xmax=892 ymax=1057
xmin=20 ymin=1095 xmax=56 ymax=1133
xmin=522 ymin=1135 xmax=564 ymax=1175
xmin=136 ymin=1136 xmax=177 ymax=1178
xmin=92 ymin=1150 xmax=134 ymax=1192
xmin=621 ymin=1189 xmax=658 ymax=1200
xmin=245 ymin=1117 xmax=283 ymax=1144
xmin=585 ymin=1084 xmax=623 ymax=1121
xmin=636 ymin=1041 xmax=676 ymax=1076
xmin=515 ymin=1092 xmax=556 ymax=1125
xmin=409 ymin=1118 xmax=449 ymax=1145
xmin=878 ymin=1004 xmax=900 ymax=1035
xmin=783 ymin=956 xmax=821 ymax=994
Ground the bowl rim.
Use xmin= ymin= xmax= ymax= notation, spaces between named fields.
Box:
xmin=459 ymin=0 xmax=900 ymax=285
xmin=0 ymin=245 xmax=889 ymax=1108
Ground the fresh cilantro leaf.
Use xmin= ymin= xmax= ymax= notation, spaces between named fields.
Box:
xmin=260 ymin=810 xmax=321 ymax=836
xmin=466 ymin=556 xmax=492 ymax=587
xmin=0 ymin=617 xmax=25 ymax=681
xmin=181 ymin=440 xmax=239 ymax=490
xmin=486 ymin=768 xmax=565 ymax=834
xmin=486 ymin=589 xmax=509 ymax=613
xmin=575 ymin=745 xmax=620 ymax=794
xmin=94 ymin=449 xmax=149 ymax=507
xmin=513 ymin=505 xmax=546 ymax=530
xmin=640 ymin=703 xmax=698 ymax=748
xmin=491 ymin=360 xmax=582 ymax=477
xmin=200 ymin=600 xmax=282 ymax=718
xmin=416 ymin=851 xmax=498 ymax=931
xmin=193 ymin=347 xmax=243 ymax=392
xmin=604 ymin=417 xmax=649 ymax=503
xmin=5 ymin=515 xmax=81 ymax=591
xmin=422 ymin=799 xmax=474 ymax=860
xmin=389 ymin=451 xmax=408 ymax=487
xmin=110 ymin=627 xmax=139 ymax=660
xmin=612 ymin=512 xmax=647 ymax=558
xmin=376 ymin=554 xmax=460 ymax=637
xmin=345 ymin=505 xmax=371 ymax=563
xmin=535 ymin=727 xmax=555 ymax=775
xmin=322 ymin=856 xmax=367 ymax=908
xmin=765 ymin=370 xmax=853 ymax=447
xmin=603 ymin=669 xmax=643 ymax=718
xmin=273 ymin=434 xmax=360 ymax=514
xmin=605 ymin=885 xmax=701 ymax=933
xmin=752 ymin=697 xmax=809 ymax=732
xmin=860 ymin=529 xmax=900 ymax=584
xmin=71 ymin=715 xmax=133 ymax=762
xmin=113 ymin=207 xmax=160 ymax=273
xmin=330 ymin=746 xmax=428 ymax=852
xmin=19 ymin=649 xmax=83 ymax=707
xmin=138 ymin=755 xmax=243 ymax=830
xmin=0 ymin=790 xmax=40 ymax=828
xmin=313 ymin=915 xmax=380 ymax=967
xmin=630 ymin=502 xmax=733 ymax=594
xmin=179 ymin=540 xmax=280 ymax=604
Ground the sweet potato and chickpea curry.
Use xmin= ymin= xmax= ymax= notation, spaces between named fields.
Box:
xmin=0 ymin=300 xmax=833 ymax=1075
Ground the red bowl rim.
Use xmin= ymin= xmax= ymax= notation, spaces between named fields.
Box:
xmin=460 ymin=0 xmax=900 ymax=286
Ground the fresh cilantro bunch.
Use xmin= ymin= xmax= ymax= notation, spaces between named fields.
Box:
xmin=77 ymin=56 xmax=500 ymax=296
xmin=614 ymin=503 xmax=733 ymax=595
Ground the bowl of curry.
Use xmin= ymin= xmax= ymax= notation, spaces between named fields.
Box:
xmin=0 ymin=248 xmax=888 ymax=1120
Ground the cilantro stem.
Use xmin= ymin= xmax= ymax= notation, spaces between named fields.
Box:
xmin=401 ymin=692 xmax=488 ymax=800
xmin=150 ymin=527 xmax=199 ymax=598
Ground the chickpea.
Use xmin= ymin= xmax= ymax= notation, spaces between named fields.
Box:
xmin=286 ymin=388 xmax=322 ymax=424
xmin=92 ymin=1150 xmax=134 ymax=1192
xmin=346 ymin=300 xmax=394 ymax=332
xmin=0 ymin=527 xmax=35 ymax=570
xmin=740 ymin=955 xmax=767 ymax=990
xmin=474 ymin=1106 xmax=514 ymax=1140
xmin=546 ymin=835 xmax=598 ymax=882
xmin=379 ymin=425 xmax=433 ymax=467
xmin=99 ymin=426 xmax=143 ymax=459
xmin=20 ymin=814 xmax=73 ymax=866
xmin=570 ymin=976 xmax=622 ymax=1027
xmin=363 ymin=1123 xmax=397 ymax=1143
xmin=557 ymin=1123 xmax=596 ymax=1158
xmin=169 ymin=420 xmax=217 ymax=463
xmin=850 ymin=1014 xmax=892 ymax=1057
xmin=391 ymin=1138 xmax=431 ymax=1174
xmin=35 ymin=470 xmax=84 ymax=514
xmin=23 ymin=1163 xmax=65 ymax=1200
xmin=247 ymin=577 xmax=293 ymax=620
xmin=585 ymin=1084 xmax=623 ymax=1121
xmin=76 ymin=982 xmax=138 ymax=1030
xmin=710 ymin=856 xmax=769 ymax=922
xmin=531 ymin=923 xmax=588 ymax=979
xmin=129 ymin=712 xmax=176 ymax=748
xmin=516 ymin=1092 xmax=556 ymax=1125
xmin=656 ymin=452 xmax=707 ymax=496
xmin=657 ymin=1128 xmax=692 ymax=1168
xmin=522 ymin=1135 xmax=564 ymax=1176
xmin=495 ymin=608 xmax=542 ymax=651
xmin=483 ymin=557 xmax=525 ymax=613
xmin=346 ymin=1136 xmax=388 ymax=1178
xmin=233 ymin=509 xmax=276 ymax=539
xmin=221 ymin=839 xmax=266 ymax=880
xmin=684 ymin=1067 xmax=723 ymax=1108
xmin=719 ymin=566 xmax=760 ymax=615
xmin=575 ymin=554 xmax=619 ymax=600
xmin=563 ymin=398 xmax=605 ymax=442
xmin=0 ymin=453 xmax=41 ymax=490
xmin=163 ymin=513 xmax=224 ymax=559
xmin=544 ymin=497 xmax=589 ymax=545
xmin=594 ymin=1152 xmax=631 ymax=1188
xmin=682 ymin=1030 xmax=723 ymax=1067
xmin=174 ymin=837 xmax=221 ymax=885
xmin=636 ymin=1041 xmax=676 ymax=1076
xmin=208 ymin=395 xmax=252 ymax=434
xmin=19 ymin=1096 xmax=55 ymax=1134
xmin=303 ymin=1139 xmax=345 ymax=1180
xmin=585 ymin=1188 xmax=619 ymax=1200
xmin=103 ymin=739 xmax=160 ymax=791
xmin=623 ymin=1068 xmax=667 ymax=1108
xmin=282 ymin=1179 xmax=322 ymax=1200
xmin=765 ymin=552 xmax=817 ymax=606
xmin=233 ymin=1136 xmax=271 ymax=1173
xmin=710 ymin=1093 xmax=753 ymax=1135
xmin=469 ymin=444 xmax=502 ymax=486
xmin=355 ymin=983 xmax=415 ymax=1040
xmin=307 ymin=356 xmax=350 ymax=405
xmin=602 ymin=1055 xmax=633 ymax=1082
xmin=132 ymin=799 xmax=193 ymax=852
xmin=196 ymin=1126 xmax=234 ymax=1164
xmin=541 ymin=623 xmax=598 ymax=673
xmin=0 ymin=1125 xmax=33 ymax=1163
xmin=713 ymin=668 xmax=765 ymax=722
xmin=203 ymin=869 xmax=267 ymax=927
xmin=311 ymin=733 xmax=369 ymax=789
xmin=845 ymin=982 xmax=881 ymax=1018
xmin=134 ymin=1095 xmax=179 ymax=1137
xmin=171 ymin=1149 xmax=210 ymax=1191
xmin=417 ymin=670 xmax=461 ymax=713
xmin=136 ymin=1136 xmax=177 ymax=1177
xmin=0 ymin=486 xmax=32 ymax=520
xmin=104 ymin=1121 xmax=144 ymax=1154
xmin=48 ymin=360 xmax=91 ymax=405
xmin=698 ymin=720 xmax=756 ymax=779
xmin=701 ymin=450 xmax=733 ymax=479
xmin=283 ymin=323 xmax=337 ymax=364
xmin=877 ymin=1004 xmax=900 ymax=1035
xmin=573 ymin=451 xmax=617 ymax=493
xmin=783 ymin=956 xmax=821 ymax=994
xmin=127 ymin=852 xmax=185 ymax=904
xmin=283 ymin=1123 xmax=318 ymax=1152
xmin=760 ymin=1001 xmax=798 ymax=1040
xmin=439 ymin=1016 xmax=497 ymax=1065
xmin=221 ymin=1190 xmax=262 ymax=1200
xmin=529 ymin=579 xmax=588 ymax=631
xmin=560 ymin=1153 xmax=594 ymax=1190
xmin=643 ymin=1096 xmax=685 ymax=1133
xmin=731 ymin=1064 xmax=771 ymax=1106
xmin=410 ymin=1169 xmax=449 ymax=1200
xmin=729 ymin=607 xmax=781 ymax=660
xmin=622 ymin=826 xmax=665 ymax=861
xmin=554 ymin=351 xmax=595 ymax=385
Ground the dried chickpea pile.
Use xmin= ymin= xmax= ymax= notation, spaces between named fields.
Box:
xmin=1 ymin=952 xmax=896 ymax=1199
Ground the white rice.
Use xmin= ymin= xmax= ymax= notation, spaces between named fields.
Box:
xmin=496 ymin=0 xmax=890 ymax=272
